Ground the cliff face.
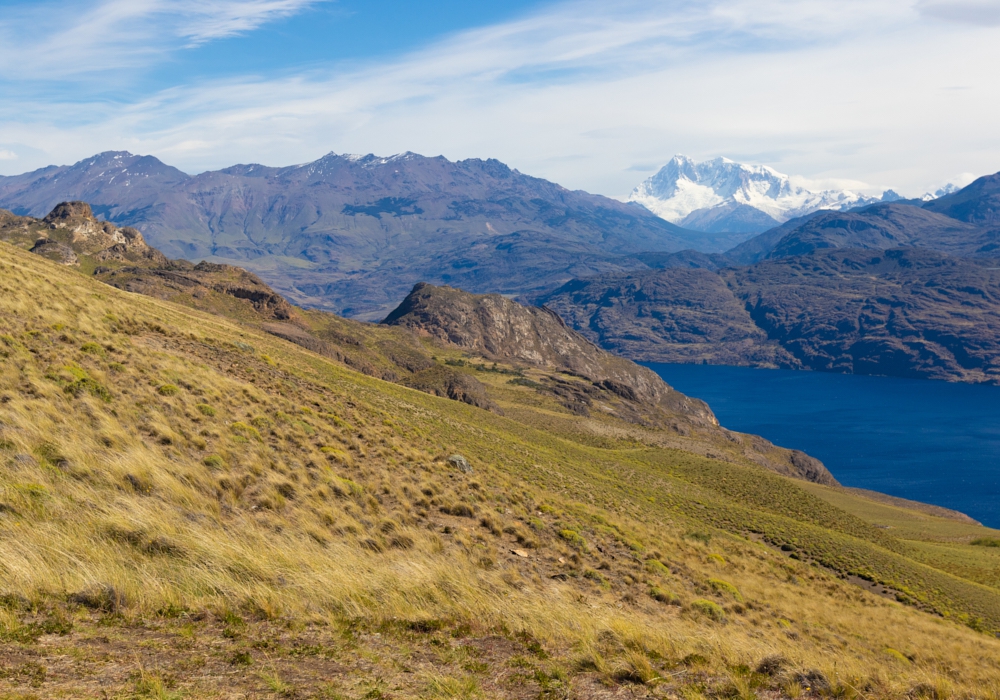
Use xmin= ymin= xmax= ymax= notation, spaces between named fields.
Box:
xmin=383 ymin=282 xmax=716 ymax=424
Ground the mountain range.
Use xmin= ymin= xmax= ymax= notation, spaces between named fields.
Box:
xmin=544 ymin=171 xmax=1000 ymax=382
xmin=4 ymin=150 xmax=1000 ymax=384
xmin=626 ymin=155 xmax=954 ymax=235
xmin=0 ymin=150 xmax=734 ymax=320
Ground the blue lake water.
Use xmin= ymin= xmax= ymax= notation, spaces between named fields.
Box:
xmin=642 ymin=363 xmax=1000 ymax=528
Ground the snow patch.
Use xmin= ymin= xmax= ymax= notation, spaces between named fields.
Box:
xmin=629 ymin=155 xmax=887 ymax=224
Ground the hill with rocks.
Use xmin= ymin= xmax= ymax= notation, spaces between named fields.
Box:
xmin=3 ymin=201 xmax=1000 ymax=695
xmin=0 ymin=150 xmax=722 ymax=320
xmin=0 ymin=201 xmax=832 ymax=481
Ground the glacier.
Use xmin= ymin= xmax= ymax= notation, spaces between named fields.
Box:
xmin=629 ymin=155 xmax=888 ymax=233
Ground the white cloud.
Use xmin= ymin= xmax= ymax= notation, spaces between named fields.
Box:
xmin=0 ymin=150 xmax=17 ymax=161
xmin=0 ymin=0 xmax=326 ymax=79
xmin=917 ymin=1 xmax=1000 ymax=26
xmin=1 ymin=0 xmax=999 ymax=197
xmin=173 ymin=0 xmax=330 ymax=44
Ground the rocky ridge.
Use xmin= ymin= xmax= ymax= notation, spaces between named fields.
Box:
xmin=0 ymin=202 xmax=837 ymax=484
xmin=541 ymin=247 xmax=1000 ymax=383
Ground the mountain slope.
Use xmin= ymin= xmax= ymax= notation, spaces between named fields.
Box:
xmin=726 ymin=172 xmax=1000 ymax=264
xmin=750 ymin=203 xmax=998 ymax=261
xmin=923 ymin=170 xmax=1000 ymax=225
xmin=0 ymin=151 xmax=713 ymax=319
xmin=0 ymin=202 xmax=835 ymax=482
xmin=4 ymin=230 xmax=1000 ymax=695
xmin=541 ymin=247 xmax=1000 ymax=383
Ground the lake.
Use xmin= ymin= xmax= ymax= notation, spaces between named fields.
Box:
xmin=643 ymin=363 xmax=1000 ymax=528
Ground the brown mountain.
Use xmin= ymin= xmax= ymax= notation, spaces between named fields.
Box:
xmin=0 ymin=150 xmax=715 ymax=320
xmin=541 ymin=247 xmax=1000 ymax=383
xmin=726 ymin=173 xmax=1000 ymax=265
xmin=923 ymin=171 xmax=1000 ymax=225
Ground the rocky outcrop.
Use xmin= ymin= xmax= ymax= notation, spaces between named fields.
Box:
xmin=401 ymin=365 xmax=500 ymax=414
xmin=0 ymin=201 xmax=167 ymax=265
xmin=29 ymin=239 xmax=78 ymax=265
xmin=383 ymin=282 xmax=717 ymax=426
xmin=383 ymin=282 xmax=837 ymax=484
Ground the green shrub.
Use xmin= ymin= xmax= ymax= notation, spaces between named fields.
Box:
xmin=645 ymin=559 xmax=670 ymax=576
xmin=884 ymin=647 xmax=911 ymax=664
xmin=197 ymin=404 xmax=216 ymax=417
xmin=249 ymin=415 xmax=272 ymax=430
xmin=65 ymin=377 xmax=112 ymax=403
xmin=203 ymin=455 xmax=224 ymax=470
xmin=649 ymin=587 xmax=680 ymax=605
xmin=157 ymin=384 xmax=179 ymax=396
xmin=558 ymin=529 xmax=587 ymax=551
xmin=230 ymin=422 xmax=262 ymax=441
xmin=707 ymin=578 xmax=743 ymax=601
xmin=971 ymin=538 xmax=1000 ymax=548
xmin=80 ymin=342 xmax=105 ymax=356
xmin=691 ymin=599 xmax=725 ymax=622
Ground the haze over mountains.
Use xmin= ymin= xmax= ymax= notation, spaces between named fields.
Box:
xmin=0 ymin=150 xmax=724 ymax=319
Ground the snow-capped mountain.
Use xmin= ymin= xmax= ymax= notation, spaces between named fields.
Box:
xmin=629 ymin=155 xmax=889 ymax=234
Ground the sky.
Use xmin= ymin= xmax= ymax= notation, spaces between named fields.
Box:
xmin=0 ymin=0 xmax=999 ymax=197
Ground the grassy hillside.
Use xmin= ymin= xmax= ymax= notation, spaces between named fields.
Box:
xmin=2 ymin=241 xmax=1000 ymax=698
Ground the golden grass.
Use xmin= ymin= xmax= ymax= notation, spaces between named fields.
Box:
xmin=1 ymin=241 xmax=1000 ymax=697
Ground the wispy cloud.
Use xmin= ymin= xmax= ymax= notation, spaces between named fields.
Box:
xmin=0 ymin=150 xmax=17 ymax=161
xmin=0 ymin=0 xmax=326 ymax=78
xmin=917 ymin=0 xmax=1000 ymax=26
xmin=1 ymin=0 xmax=999 ymax=196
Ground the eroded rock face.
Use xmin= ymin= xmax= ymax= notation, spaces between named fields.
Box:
xmin=29 ymin=239 xmax=78 ymax=265
xmin=383 ymin=282 xmax=717 ymax=427
xmin=2 ymin=201 xmax=168 ymax=265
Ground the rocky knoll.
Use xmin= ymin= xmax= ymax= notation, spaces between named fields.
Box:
xmin=382 ymin=282 xmax=835 ymax=483
xmin=541 ymin=247 xmax=1000 ymax=383
xmin=0 ymin=201 xmax=167 ymax=267
xmin=0 ymin=150 xmax=710 ymax=320
xmin=384 ymin=282 xmax=719 ymax=425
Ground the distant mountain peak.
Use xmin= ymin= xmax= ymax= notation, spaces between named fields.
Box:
xmin=921 ymin=183 xmax=961 ymax=201
xmin=627 ymin=155 xmax=884 ymax=233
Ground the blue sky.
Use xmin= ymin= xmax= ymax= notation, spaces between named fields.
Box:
xmin=1 ymin=0 xmax=999 ymax=196
xmin=153 ymin=2 xmax=549 ymax=83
